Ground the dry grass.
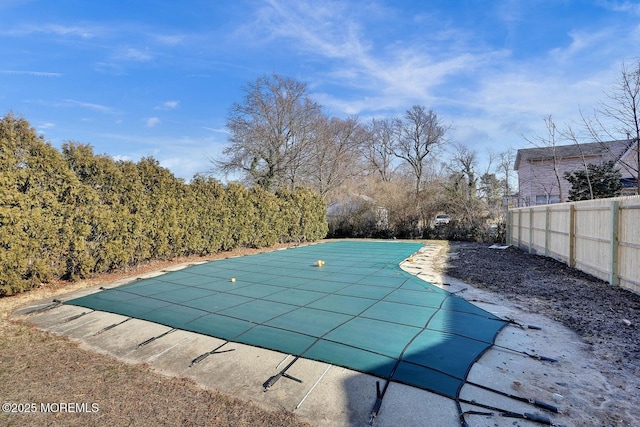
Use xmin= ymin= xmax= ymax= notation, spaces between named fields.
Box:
xmin=0 ymin=244 xmax=312 ymax=427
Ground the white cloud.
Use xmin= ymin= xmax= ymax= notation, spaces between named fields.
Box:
xmin=92 ymin=61 xmax=125 ymax=75
xmin=146 ymin=117 xmax=161 ymax=128
xmin=249 ymin=0 xmax=638 ymax=154
xmin=64 ymin=99 xmax=117 ymax=114
xmin=87 ymin=132 xmax=227 ymax=181
xmin=599 ymin=0 xmax=640 ymax=16
xmin=549 ymin=29 xmax=613 ymax=64
xmin=0 ymin=70 xmax=61 ymax=77
xmin=2 ymin=23 xmax=97 ymax=38
xmin=153 ymin=34 xmax=187 ymax=46
xmin=112 ymin=154 xmax=133 ymax=162
xmin=159 ymin=156 xmax=208 ymax=180
xmin=202 ymin=126 xmax=229 ymax=135
xmin=157 ymin=100 xmax=179 ymax=110
xmin=450 ymin=124 xmax=490 ymax=147
xmin=251 ymin=0 xmax=501 ymax=114
xmin=44 ymin=24 xmax=96 ymax=39
xmin=114 ymin=47 xmax=153 ymax=62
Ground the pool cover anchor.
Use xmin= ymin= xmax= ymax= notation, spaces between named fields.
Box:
xmin=501 ymin=348 xmax=558 ymax=363
xmin=465 ymin=380 xmax=560 ymax=414
xmin=23 ymin=299 xmax=63 ymax=315
xmin=63 ymin=310 xmax=94 ymax=323
xmin=137 ymin=328 xmax=177 ymax=348
xmin=93 ymin=317 xmax=132 ymax=336
xmin=263 ymin=356 xmax=302 ymax=391
xmin=190 ymin=341 xmax=235 ymax=367
xmin=368 ymin=380 xmax=390 ymax=425
xmin=489 ymin=341 xmax=558 ymax=363
xmin=458 ymin=398 xmax=561 ymax=426
xmin=481 ymin=314 xmax=556 ymax=361
xmin=503 ymin=316 xmax=542 ymax=330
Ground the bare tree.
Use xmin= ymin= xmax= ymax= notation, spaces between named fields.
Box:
xmin=216 ymin=74 xmax=323 ymax=191
xmin=362 ymin=118 xmax=395 ymax=182
xmin=305 ymin=116 xmax=365 ymax=199
xmin=391 ymin=105 xmax=447 ymax=197
xmin=581 ymin=61 xmax=640 ymax=194
xmin=562 ymin=125 xmax=595 ymax=199
xmin=444 ymin=143 xmax=489 ymax=227
xmin=497 ymin=149 xmax=515 ymax=198
xmin=449 ymin=143 xmax=478 ymax=200
xmin=523 ymin=115 xmax=565 ymax=202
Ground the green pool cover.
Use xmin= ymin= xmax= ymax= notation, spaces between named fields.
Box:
xmin=67 ymin=241 xmax=507 ymax=399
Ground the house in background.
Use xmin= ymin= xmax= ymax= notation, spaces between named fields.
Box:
xmin=515 ymin=139 xmax=639 ymax=206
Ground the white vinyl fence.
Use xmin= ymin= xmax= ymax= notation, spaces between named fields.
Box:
xmin=507 ymin=195 xmax=640 ymax=294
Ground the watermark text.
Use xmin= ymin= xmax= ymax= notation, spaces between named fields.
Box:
xmin=2 ymin=402 xmax=99 ymax=414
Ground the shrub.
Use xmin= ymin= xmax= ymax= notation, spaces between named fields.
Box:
xmin=0 ymin=114 xmax=328 ymax=296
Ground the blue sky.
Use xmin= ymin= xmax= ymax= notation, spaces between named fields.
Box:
xmin=2 ymin=0 xmax=639 ymax=180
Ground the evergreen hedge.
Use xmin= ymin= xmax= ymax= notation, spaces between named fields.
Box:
xmin=0 ymin=114 xmax=328 ymax=296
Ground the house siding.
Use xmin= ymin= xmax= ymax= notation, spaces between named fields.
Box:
xmin=518 ymin=156 xmax=602 ymax=206
xmin=516 ymin=141 xmax=639 ymax=206
xmin=618 ymin=146 xmax=639 ymax=180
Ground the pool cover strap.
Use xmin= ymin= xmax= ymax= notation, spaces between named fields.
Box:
xmin=25 ymin=299 xmax=62 ymax=315
xmin=93 ymin=317 xmax=131 ymax=336
xmin=190 ymin=341 xmax=235 ymax=366
xmin=263 ymin=356 xmax=302 ymax=390
xmin=459 ymin=399 xmax=553 ymax=425
xmin=138 ymin=328 xmax=177 ymax=348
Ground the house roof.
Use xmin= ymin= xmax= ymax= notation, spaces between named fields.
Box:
xmin=514 ymin=139 xmax=634 ymax=170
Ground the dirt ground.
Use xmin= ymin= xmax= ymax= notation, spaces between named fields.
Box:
xmin=444 ymin=242 xmax=640 ymax=425
xmin=2 ymin=240 xmax=639 ymax=426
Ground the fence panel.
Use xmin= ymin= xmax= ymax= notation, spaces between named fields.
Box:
xmin=619 ymin=198 xmax=640 ymax=293
xmin=574 ymin=200 xmax=612 ymax=281
xmin=548 ymin=204 xmax=571 ymax=262
xmin=508 ymin=195 xmax=640 ymax=294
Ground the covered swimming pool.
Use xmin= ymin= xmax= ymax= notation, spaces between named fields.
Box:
xmin=66 ymin=240 xmax=507 ymax=400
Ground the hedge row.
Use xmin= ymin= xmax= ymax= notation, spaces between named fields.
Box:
xmin=0 ymin=114 xmax=328 ymax=296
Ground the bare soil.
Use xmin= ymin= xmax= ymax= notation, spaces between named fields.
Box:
xmin=444 ymin=242 xmax=640 ymax=376
xmin=444 ymin=242 xmax=640 ymax=424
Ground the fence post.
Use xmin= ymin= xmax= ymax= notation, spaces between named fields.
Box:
xmin=506 ymin=209 xmax=512 ymax=245
xmin=610 ymin=200 xmax=620 ymax=286
xmin=529 ymin=208 xmax=534 ymax=254
xmin=568 ymin=204 xmax=576 ymax=268
xmin=545 ymin=206 xmax=550 ymax=257
xmin=518 ymin=209 xmax=522 ymax=249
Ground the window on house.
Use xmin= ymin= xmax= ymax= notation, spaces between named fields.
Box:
xmin=535 ymin=195 xmax=547 ymax=205
xmin=535 ymin=194 xmax=561 ymax=205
